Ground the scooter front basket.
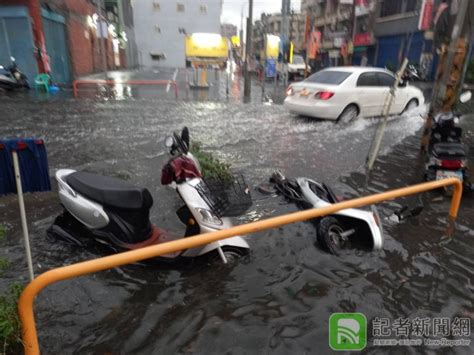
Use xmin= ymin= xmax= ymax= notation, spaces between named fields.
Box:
xmin=195 ymin=174 xmax=252 ymax=217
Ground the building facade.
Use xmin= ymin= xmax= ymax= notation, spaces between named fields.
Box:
xmin=105 ymin=0 xmax=139 ymax=69
xmin=302 ymin=0 xmax=354 ymax=66
xmin=133 ymin=0 xmax=223 ymax=68
xmin=252 ymin=12 xmax=305 ymax=60
xmin=0 ymin=0 xmax=137 ymax=84
xmin=302 ymin=0 xmax=439 ymax=78
xmin=221 ymin=23 xmax=237 ymax=39
xmin=373 ymin=0 xmax=426 ymax=72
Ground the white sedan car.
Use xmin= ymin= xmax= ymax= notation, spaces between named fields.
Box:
xmin=284 ymin=67 xmax=425 ymax=123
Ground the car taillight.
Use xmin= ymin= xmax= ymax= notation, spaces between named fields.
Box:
xmin=440 ymin=160 xmax=463 ymax=169
xmin=314 ymin=91 xmax=334 ymax=100
xmin=286 ymin=86 xmax=294 ymax=96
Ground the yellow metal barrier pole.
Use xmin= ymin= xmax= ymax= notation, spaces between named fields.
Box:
xmin=19 ymin=178 xmax=462 ymax=354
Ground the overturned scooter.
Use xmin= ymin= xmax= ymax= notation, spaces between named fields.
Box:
xmin=47 ymin=128 xmax=251 ymax=263
xmin=269 ymin=171 xmax=384 ymax=255
xmin=268 ymin=172 xmax=423 ymax=255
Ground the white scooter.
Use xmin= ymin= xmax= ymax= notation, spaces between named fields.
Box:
xmin=269 ymin=171 xmax=384 ymax=255
xmin=47 ymin=128 xmax=251 ymax=263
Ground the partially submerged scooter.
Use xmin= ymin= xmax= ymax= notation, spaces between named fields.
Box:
xmin=0 ymin=57 xmax=29 ymax=91
xmin=47 ymin=128 xmax=251 ymax=263
xmin=269 ymin=172 xmax=386 ymax=255
xmin=269 ymin=171 xmax=423 ymax=255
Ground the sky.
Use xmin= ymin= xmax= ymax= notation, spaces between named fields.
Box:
xmin=221 ymin=0 xmax=301 ymax=31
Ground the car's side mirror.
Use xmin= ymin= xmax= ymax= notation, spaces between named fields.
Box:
xmin=459 ymin=91 xmax=472 ymax=103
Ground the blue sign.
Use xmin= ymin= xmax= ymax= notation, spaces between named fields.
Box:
xmin=266 ymin=59 xmax=276 ymax=78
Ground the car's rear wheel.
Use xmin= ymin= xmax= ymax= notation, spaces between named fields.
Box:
xmin=337 ymin=104 xmax=359 ymax=124
xmin=402 ymin=99 xmax=418 ymax=114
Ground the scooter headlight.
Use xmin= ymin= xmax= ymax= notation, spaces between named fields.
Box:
xmin=196 ymin=208 xmax=222 ymax=226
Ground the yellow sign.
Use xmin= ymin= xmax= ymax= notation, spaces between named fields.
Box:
xmin=266 ymin=35 xmax=280 ymax=59
xmin=289 ymin=42 xmax=294 ymax=63
xmin=185 ymin=33 xmax=229 ymax=59
xmin=231 ymin=36 xmax=240 ymax=47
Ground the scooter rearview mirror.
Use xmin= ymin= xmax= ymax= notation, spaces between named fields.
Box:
xmin=459 ymin=91 xmax=472 ymax=104
xmin=164 ymin=136 xmax=174 ymax=148
xmin=181 ymin=126 xmax=190 ymax=152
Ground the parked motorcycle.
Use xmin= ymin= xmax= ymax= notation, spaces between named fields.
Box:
xmin=269 ymin=171 xmax=384 ymax=255
xmin=0 ymin=57 xmax=30 ymax=90
xmin=424 ymin=91 xmax=472 ymax=187
xmin=47 ymin=128 xmax=252 ymax=263
xmin=403 ymin=64 xmax=420 ymax=82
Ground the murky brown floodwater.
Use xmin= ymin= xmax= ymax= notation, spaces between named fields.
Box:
xmin=0 ymin=91 xmax=473 ymax=354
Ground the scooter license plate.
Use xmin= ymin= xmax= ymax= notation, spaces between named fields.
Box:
xmin=436 ymin=170 xmax=463 ymax=181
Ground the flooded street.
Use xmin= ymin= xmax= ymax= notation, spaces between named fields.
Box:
xmin=1 ymin=89 xmax=473 ymax=353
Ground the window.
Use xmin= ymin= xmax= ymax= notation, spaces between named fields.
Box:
xmin=292 ymin=55 xmax=305 ymax=64
xmin=380 ymin=0 xmax=402 ymax=17
xmin=153 ymin=3 xmax=160 ymax=11
xmin=154 ymin=26 xmax=161 ymax=34
xmin=376 ymin=73 xmax=396 ymax=87
xmin=357 ymin=72 xmax=378 ymax=86
xmin=200 ymin=5 xmax=207 ymax=14
xmin=305 ymin=70 xmax=352 ymax=85
xmin=177 ymin=3 xmax=185 ymax=12
xmin=405 ymin=0 xmax=417 ymax=12
xmin=380 ymin=0 xmax=417 ymax=18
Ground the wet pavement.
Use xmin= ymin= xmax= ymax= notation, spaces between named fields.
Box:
xmin=0 ymin=74 xmax=473 ymax=354
xmin=72 ymin=66 xmax=294 ymax=104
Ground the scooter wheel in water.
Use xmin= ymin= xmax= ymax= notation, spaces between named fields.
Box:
xmin=209 ymin=246 xmax=247 ymax=265
xmin=316 ymin=217 xmax=348 ymax=255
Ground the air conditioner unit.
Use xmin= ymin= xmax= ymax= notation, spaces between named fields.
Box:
xmin=150 ymin=52 xmax=166 ymax=60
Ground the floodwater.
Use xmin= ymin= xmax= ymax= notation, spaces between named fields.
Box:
xmin=0 ymin=86 xmax=473 ymax=354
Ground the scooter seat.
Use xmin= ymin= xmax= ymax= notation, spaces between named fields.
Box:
xmin=67 ymin=172 xmax=153 ymax=210
xmin=432 ymin=142 xmax=467 ymax=158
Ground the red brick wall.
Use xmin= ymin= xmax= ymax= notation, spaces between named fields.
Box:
xmin=2 ymin=0 xmax=115 ymax=78
xmin=45 ymin=0 xmax=115 ymax=77
xmin=67 ymin=17 xmax=96 ymax=77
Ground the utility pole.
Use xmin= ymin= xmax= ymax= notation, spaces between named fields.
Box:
xmin=303 ymin=6 xmax=314 ymax=78
xmin=243 ymin=0 xmax=253 ymax=103
xmin=350 ymin=0 xmax=357 ymax=65
xmin=421 ymin=0 xmax=472 ymax=152
xmin=281 ymin=0 xmax=291 ymax=86
xmin=261 ymin=17 xmax=267 ymax=101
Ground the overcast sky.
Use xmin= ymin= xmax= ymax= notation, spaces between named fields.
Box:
xmin=221 ymin=0 xmax=301 ymax=31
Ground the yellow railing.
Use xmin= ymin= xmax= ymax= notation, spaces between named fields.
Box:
xmin=18 ymin=178 xmax=463 ymax=354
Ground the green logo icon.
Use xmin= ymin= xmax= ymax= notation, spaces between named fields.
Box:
xmin=329 ymin=313 xmax=367 ymax=351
